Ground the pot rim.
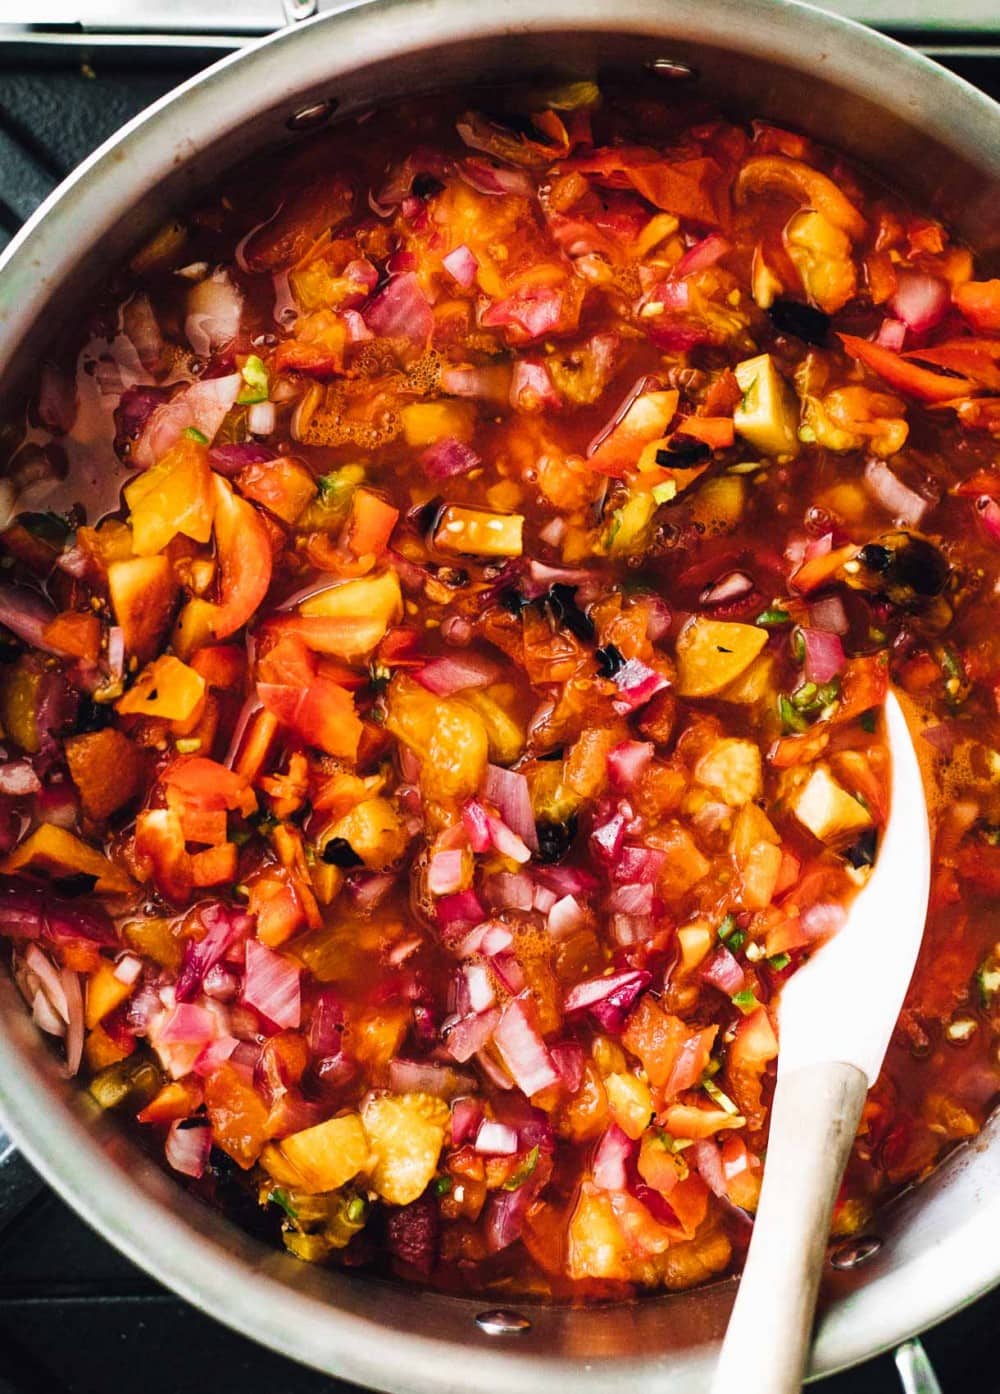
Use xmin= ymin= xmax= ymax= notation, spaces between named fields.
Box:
xmin=1 ymin=1 xmax=1000 ymax=1388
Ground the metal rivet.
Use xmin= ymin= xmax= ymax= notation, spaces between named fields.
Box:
xmin=646 ymin=57 xmax=698 ymax=80
xmin=282 ymin=0 xmax=318 ymax=20
xmin=476 ymin=1309 xmax=532 ymax=1335
xmin=286 ymin=99 xmax=337 ymax=132
xmin=830 ymin=1235 xmax=882 ymax=1270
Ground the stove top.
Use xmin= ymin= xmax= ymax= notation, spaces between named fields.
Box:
xmin=1 ymin=23 xmax=1000 ymax=1394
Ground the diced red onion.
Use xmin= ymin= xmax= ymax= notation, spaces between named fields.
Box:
xmin=26 ymin=943 xmax=70 ymax=1022
xmin=607 ymin=882 xmax=654 ymax=916
xmin=486 ymin=814 xmax=531 ymax=865
xmin=247 ymin=401 xmax=275 ymax=436
xmin=176 ymin=904 xmax=250 ymax=1003
xmin=547 ymin=894 xmax=586 ymax=938
xmin=436 ymin=888 xmax=485 ymax=932
xmin=484 ymin=1183 xmax=532 ymax=1252
xmin=243 ymin=939 xmax=301 ymax=1030
xmin=464 ymin=962 xmax=496 ymax=1013
xmin=442 ymin=244 xmax=479 ymax=287
xmin=486 ymin=870 xmax=534 ymax=911
xmin=460 ymin=921 xmax=514 ymax=957
xmin=113 ymin=953 xmax=143 ymax=987
xmin=122 ymin=293 xmax=167 ymax=378
xmin=363 ymin=272 xmax=433 ymax=344
xmin=536 ymin=863 xmax=600 ymax=898
xmin=673 ymin=233 xmax=731 ymax=278
xmin=701 ymin=571 xmax=754 ymax=607
xmin=614 ymin=845 xmax=665 ymax=885
xmin=419 ymin=437 xmax=481 ymax=480
xmin=133 ymin=374 xmax=241 ymax=468
xmin=207 ymin=442 xmax=276 ymax=475
xmin=475 ymin=1119 xmax=519 ymax=1155
xmin=607 ymin=740 xmax=654 ymax=791
xmin=185 ymin=271 xmax=243 ymax=358
xmin=490 ymin=952 xmax=526 ymax=996
xmin=415 ymin=652 xmax=499 ymax=696
xmin=592 ymin=1123 xmax=635 ymax=1190
xmin=690 ymin=1139 xmax=728 ymax=1197
xmin=346 ymin=871 xmax=396 ymax=910
xmin=590 ymin=811 xmax=626 ymax=864
xmin=875 ymin=316 xmax=907 ymax=350
xmin=0 ymin=584 xmax=59 ymax=654
xmin=492 ymin=996 xmax=558 ymax=1096
xmin=888 ymin=270 xmax=949 ymax=335
xmin=0 ymin=760 xmax=41 ymax=796
xmin=201 ymin=964 xmax=237 ymax=1001
xmin=441 ymin=614 xmax=473 ymax=647
xmin=106 ymin=625 xmax=126 ymax=682
xmin=428 ymin=848 xmax=466 ymax=896
xmin=538 ymin=517 xmax=566 ymax=548
xmin=461 ymin=798 xmax=493 ymax=853
xmin=439 ymin=365 xmax=508 ymax=401
xmin=801 ymin=901 xmax=848 ymax=940
xmin=808 ymin=594 xmax=849 ymax=635
xmin=800 ymin=626 xmax=846 ymax=683
xmin=863 ymin=458 xmax=928 ymax=527
xmin=609 ymin=913 xmax=656 ymax=948
xmin=612 ymin=659 xmax=669 ymax=715
xmin=510 ymin=359 xmax=560 ymax=412
xmin=564 ymin=969 xmax=652 ymax=1024
xmin=700 ymin=946 xmax=746 ymax=995
xmin=33 ymin=988 xmax=66 ymax=1036
xmin=193 ymin=1034 xmax=240 ymax=1077
xmin=388 ymin=1058 xmax=473 ymax=1099
xmin=458 ymin=157 xmax=536 ymax=198
xmin=444 ymin=1006 xmax=500 ymax=1063
xmin=342 ymin=308 xmax=374 ymax=343
xmin=165 ymin=1119 xmax=212 ymax=1178
xmin=61 ymin=967 xmax=84 ymax=1077
xmin=483 ymin=764 xmax=538 ymax=851
xmin=450 ymin=1096 xmax=483 ymax=1146
xmin=550 ymin=1042 xmax=585 ymax=1094
xmin=921 ymin=722 xmax=958 ymax=755
xmin=532 ymin=885 xmax=557 ymax=914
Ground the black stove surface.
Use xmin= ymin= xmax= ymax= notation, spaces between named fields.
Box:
xmin=2 ymin=37 xmax=1000 ymax=1394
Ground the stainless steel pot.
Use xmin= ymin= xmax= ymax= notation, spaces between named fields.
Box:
xmin=1 ymin=2 xmax=1000 ymax=1387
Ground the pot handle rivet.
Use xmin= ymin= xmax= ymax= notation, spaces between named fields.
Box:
xmin=646 ymin=58 xmax=698 ymax=80
xmin=287 ymin=99 xmax=338 ymax=131
xmin=283 ymin=0 xmax=318 ymax=21
xmin=830 ymin=1235 xmax=883 ymax=1270
xmin=475 ymin=1309 xmax=532 ymax=1335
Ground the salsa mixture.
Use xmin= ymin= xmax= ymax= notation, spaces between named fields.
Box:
xmin=0 ymin=81 xmax=998 ymax=1300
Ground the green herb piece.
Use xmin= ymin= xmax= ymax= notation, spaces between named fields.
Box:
xmin=435 ymin=1175 xmax=454 ymax=1196
xmin=237 ymin=354 xmax=269 ymax=405
xmin=792 ymin=681 xmax=818 ymax=710
xmin=503 ymin=1145 xmax=540 ymax=1191
xmin=976 ymin=950 xmax=1000 ymax=1007
xmin=183 ymin=427 xmax=209 ymax=444
xmin=791 ymin=627 xmax=806 ymax=663
xmin=731 ymin=988 xmax=761 ymax=1014
xmin=756 ymin=606 xmax=791 ymax=627
xmin=778 ymin=694 xmax=809 ymax=733
xmin=652 ymin=480 xmax=678 ymax=505
xmin=767 ymin=952 xmax=791 ymax=971
xmin=654 ymin=1129 xmax=693 ymax=1154
xmin=727 ymin=930 xmax=747 ymax=953
xmin=938 ymin=646 xmax=963 ymax=681
xmin=346 ymin=1195 xmax=367 ymax=1224
xmin=717 ymin=913 xmax=738 ymax=941
xmin=860 ymin=709 xmax=877 ymax=734
xmin=268 ymin=1187 xmax=299 ymax=1220
xmin=701 ymin=1076 xmax=742 ymax=1116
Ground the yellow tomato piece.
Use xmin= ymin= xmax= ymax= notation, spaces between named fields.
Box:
xmin=322 ymin=797 xmax=408 ymax=871
xmin=400 ymin=400 xmax=476 ymax=447
xmin=171 ymin=598 xmax=218 ymax=661
xmin=675 ymin=618 xmax=769 ymax=698
xmin=386 ymin=675 xmax=489 ymax=804
xmin=298 ymin=569 xmax=403 ymax=651
xmin=1 ymin=824 xmax=134 ymax=895
xmin=362 ymin=1092 xmax=449 ymax=1206
xmin=108 ymin=555 xmax=179 ymax=664
xmin=124 ymin=437 xmax=215 ymax=556
xmin=605 ymin=1073 xmax=654 ymax=1140
xmin=733 ymin=354 xmax=799 ymax=458
xmin=790 ymin=765 xmax=872 ymax=842
xmin=433 ymin=505 xmax=524 ymax=558
xmin=117 ymin=655 xmax=206 ymax=722
xmin=455 ymin=684 xmax=525 ymax=764
xmin=85 ymin=960 xmax=132 ymax=1028
xmin=276 ymin=1114 xmax=370 ymax=1194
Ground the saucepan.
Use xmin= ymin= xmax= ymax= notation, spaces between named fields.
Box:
xmin=1 ymin=0 xmax=999 ymax=1387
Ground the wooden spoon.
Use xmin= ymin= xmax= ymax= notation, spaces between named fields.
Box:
xmin=710 ymin=691 xmax=931 ymax=1394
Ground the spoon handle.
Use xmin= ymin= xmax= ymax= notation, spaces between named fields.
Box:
xmin=710 ymin=1060 xmax=868 ymax=1394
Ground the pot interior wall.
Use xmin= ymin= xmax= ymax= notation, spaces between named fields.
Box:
xmin=1 ymin=5 xmax=999 ymax=1391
